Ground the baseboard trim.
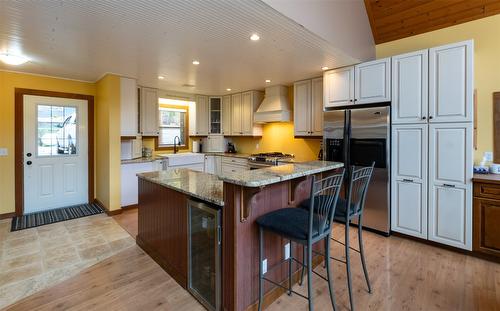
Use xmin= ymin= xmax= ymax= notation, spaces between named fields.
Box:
xmin=121 ymin=204 xmax=138 ymax=210
xmin=0 ymin=212 xmax=15 ymax=220
xmin=93 ymin=199 xmax=123 ymax=216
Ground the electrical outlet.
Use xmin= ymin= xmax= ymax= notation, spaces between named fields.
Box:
xmin=262 ymin=259 xmax=267 ymax=274
xmin=0 ymin=148 xmax=7 ymax=156
xmin=256 ymin=143 xmax=260 ymax=150
xmin=284 ymin=243 xmax=290 ymax=260
xmin=484 ymin=151 xmax=493 ymax=162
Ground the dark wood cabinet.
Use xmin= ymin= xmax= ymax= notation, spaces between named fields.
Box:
xmin=473 ymin=175 xmax=500 ymax=258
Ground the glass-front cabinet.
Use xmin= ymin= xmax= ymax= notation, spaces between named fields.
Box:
xmin=209 ymin=97 xmax=222 ymax=134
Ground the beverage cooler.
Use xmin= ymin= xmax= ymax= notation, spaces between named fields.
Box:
xmin=187 ymin=199 xmax=222 ymax=311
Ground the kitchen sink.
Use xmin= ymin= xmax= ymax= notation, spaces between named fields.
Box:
xmin=157 ymin=152 xmax=205 ymax=166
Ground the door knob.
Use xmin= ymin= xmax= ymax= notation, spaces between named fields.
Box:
xmin=26 ymin=161 xmax=32 ymax=165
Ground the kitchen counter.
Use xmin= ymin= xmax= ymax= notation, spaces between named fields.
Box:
xmin=203 ymin=152 xmax=252 ymax=159
xmin=472 ymin=173 xmax=500 ymax=184
xmin=218 ymin=161 xmax=343 ymax=187
xmin=137 ymin=169 xmax=223 ymax=206
xmin=136 ymin=159 xmax=343 ymax=311
xmin=121 ymin=156 xmax=161 ymax=165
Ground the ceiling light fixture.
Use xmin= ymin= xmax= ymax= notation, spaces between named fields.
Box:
xmin=226 ymin=88 xmax=232 ymax=91
xmin=158 ymin=75 xmax=165 ymax=80
xmin=250 ymin=34 xmax=260 ymax=41
xmin=265 ymin=79 xmax=271 ymax=83
xmin=321 ymin=66 xmax=329 ymax=70
xmin=0 ymin=53 xmax=29 ymax=65
xmin=192 ymin=60 xmax=200 ymax=65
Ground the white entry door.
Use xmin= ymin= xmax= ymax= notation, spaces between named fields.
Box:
xmin=23 ymin=95 xmax=88 ymax=214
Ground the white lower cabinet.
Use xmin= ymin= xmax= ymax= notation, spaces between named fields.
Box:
xmin=391 ymin=124 xmax=428 ymax=238
xmin=428 ymin=123 xmax=472 ymax=250
xmin=221 ymin=157 xmax=248 ymax=174
xmin=428 ymin=184 xmax=469 ymax=249
xmin=121 ymin=162 xmax=154 ymax=207
xmin=205 ymin=155 xmax=216 ymax=174
xmin=391 ymin=122 xmax=473 ymax=250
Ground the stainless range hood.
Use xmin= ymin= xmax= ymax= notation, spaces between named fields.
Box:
xmin=254 ymin=85 xmax=291 ymax=123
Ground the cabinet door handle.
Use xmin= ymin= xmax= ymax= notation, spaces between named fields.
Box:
xmin=422 ymin=116 xmax=426 ymax=120
xmin=429 ymin=116 xmax=433 ymax=120
xmin=443 ymin=184 xmax=456 ymax=188
xmin=402 ymin=179 xmax=414 ymax=183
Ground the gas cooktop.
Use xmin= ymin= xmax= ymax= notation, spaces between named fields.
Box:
xmin=248 ymin=152 xmax=295 ymax=165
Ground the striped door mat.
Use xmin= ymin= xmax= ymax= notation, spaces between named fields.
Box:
xmin=11 ymin=203 xmax=104 ymax=232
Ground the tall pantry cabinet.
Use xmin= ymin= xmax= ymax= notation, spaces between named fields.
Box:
xmin=391 ymin=40 xmax=474 ymax=250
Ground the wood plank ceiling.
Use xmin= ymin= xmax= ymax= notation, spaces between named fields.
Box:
xmin=364 ymin=0 xmax=500 ymax=44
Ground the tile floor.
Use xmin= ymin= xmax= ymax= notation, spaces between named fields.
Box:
xmin=0 ymin=214 xmax=136 ymax=309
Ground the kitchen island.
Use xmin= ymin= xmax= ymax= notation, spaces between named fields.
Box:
xmin=136 ymin=161 xmax=343 ymax=311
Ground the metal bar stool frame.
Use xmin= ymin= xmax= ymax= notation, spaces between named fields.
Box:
xmin=257 ymin=170 xmax=345 ymax=311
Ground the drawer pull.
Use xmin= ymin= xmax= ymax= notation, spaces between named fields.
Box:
xmin=443 ymin=184 xmax=456 ymax=188
xmin=402 ymin=179 xmax=414 ymax=183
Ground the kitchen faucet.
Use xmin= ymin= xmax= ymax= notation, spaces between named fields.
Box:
xmin=173 ymin=136 xmax=181 ymax=154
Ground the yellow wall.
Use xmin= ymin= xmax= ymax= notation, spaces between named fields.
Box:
xmin=0 ymin=71 xmax=95 ymax=215
xmin=376 ymin=14 xmax=500 ymax=163
xmin=231 ymin=123 xmax=321 ymax=161
xmin=232 ymin=86 xmax=321 ymax=161
xmin=95 ymin=74 xmax=121 ymax=212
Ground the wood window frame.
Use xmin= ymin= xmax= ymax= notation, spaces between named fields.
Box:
xmin=154 ymin=104 xmax=190 ymax=151
xmin=14 ymin=88 xmax=95 ymax=216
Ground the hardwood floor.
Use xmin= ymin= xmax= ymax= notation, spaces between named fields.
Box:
xmin=5 ymin=211 xmax=500 ymax=311
xmin=112 ymin=208 xmax=138 ymax=238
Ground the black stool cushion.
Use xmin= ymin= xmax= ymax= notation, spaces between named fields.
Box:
xmin=298 ymin=197 xmax=358 ymax=222
xmin=256 ymin=208 xmax=320 ymax=241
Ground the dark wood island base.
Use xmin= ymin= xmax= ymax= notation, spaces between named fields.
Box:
xmin=136 ymin=162 xmax=343 ymax=311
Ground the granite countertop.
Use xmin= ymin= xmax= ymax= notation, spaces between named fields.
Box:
xmin=472 ymin=173 xmax=500 ymax=184
xmin=218 ymin=161 xmax=343 ymax=187
xmin=121 ymin=156 xmax=162 ymax=165
xmin=137 ymin=169 xmax=224 ymax=206
xmin=203 ymin=152 xmax=252 ymax=159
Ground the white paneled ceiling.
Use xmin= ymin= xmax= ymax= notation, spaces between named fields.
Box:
xmin=0 ymin=0 xmax=365 ymax=95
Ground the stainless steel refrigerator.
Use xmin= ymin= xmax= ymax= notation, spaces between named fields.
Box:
xmin=324 ymin=104 xmax=390 ymax=235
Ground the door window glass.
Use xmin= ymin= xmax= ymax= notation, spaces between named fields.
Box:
xmin=37 ymin=105 xmax=77 ymax=156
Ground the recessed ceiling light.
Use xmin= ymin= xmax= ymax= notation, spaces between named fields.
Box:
xmin=250 ymin=34 xmax=260 ymax=41
xmin=226 ymin=88 xmax=232 ymax=91
xmin=158 ymin=75 xmax=165 ymax=80
xmin=265 ymin=79 xmax=271 ymax=83
xmin=192 ymin=60 xmax=200 ymax=65
xmin=0 ymin=53 xmax=29 ymax=65
xmin=321 ymin=66 xmax=329 ymax=70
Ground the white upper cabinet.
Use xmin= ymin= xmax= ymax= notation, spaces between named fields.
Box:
xmin=323 ymin=66 xmax=354 ymax=108
xmin=429 ymin=40 xmax=473 ymax=123
xmin=428 ymin=122 xmax=472 ymax=250
xmin=355 ymin=58 xmax=391 ymax=104
xmin=231 ymin=93 xmax=242 ymax=135
xmin=392 ymin=50 xmax=428 ymax=124
xmin=311 ymin=78 xmax=324 ymax=135
xmin=139 ymin=87 xmax=159 ymax=136
xmin=293 ymin=80 xmax=311 ymax=136
xmin=293 ymin=78 xmax=323 ymax=136
xmin=120 ymin=77 xmax=138 ymax=136
xmin=195 ymin=95 xmax=209 ymax=135
xmin=241 ymin=91 xmax=254 ymax=135
xmin=231 ymin=91 xmax=263 ymax=136
xmin=222 ymin=95 xmax=232 ymax=135
xmin=391 ymin=124 xmax=428 ymax=239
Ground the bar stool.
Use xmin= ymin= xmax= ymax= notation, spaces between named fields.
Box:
xmin=300 ymin=164 xmax=374 ymax=311
xmin=256 ymin=170 xmax=344 ymax=311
